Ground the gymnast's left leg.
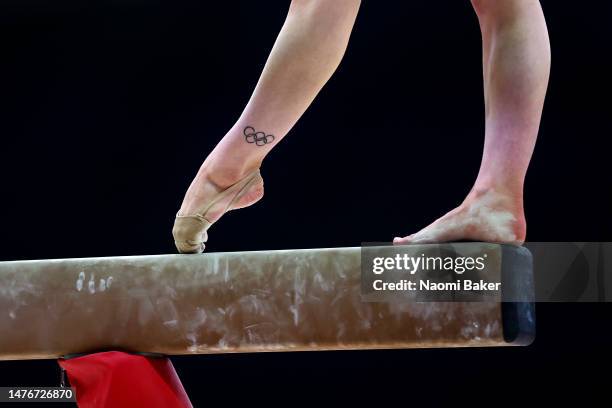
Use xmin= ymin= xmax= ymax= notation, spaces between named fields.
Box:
xmin=394 ymin=0 xmax=551 ymax=245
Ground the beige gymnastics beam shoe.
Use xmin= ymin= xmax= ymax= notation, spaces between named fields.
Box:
xmin=172 ymin=169 xmax=263 ymax=254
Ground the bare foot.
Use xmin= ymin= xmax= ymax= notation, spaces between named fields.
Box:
xmin=393 ymin=188 xmax=526 ymax=245
xmin=177 ymin=164 xmax=264 ymax=224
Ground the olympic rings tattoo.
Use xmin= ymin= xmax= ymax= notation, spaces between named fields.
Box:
xmin=244 ymin=126 xmax=275 ymax=146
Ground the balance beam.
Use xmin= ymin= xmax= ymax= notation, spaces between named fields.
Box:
xmin=0 ymin=244 xmax=534 ymax=360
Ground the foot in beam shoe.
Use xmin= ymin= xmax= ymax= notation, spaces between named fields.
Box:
xmin=173 ymin=162 xmax=265 ymax=254
xmin=393 ymin=186 xmax=527 ymax=246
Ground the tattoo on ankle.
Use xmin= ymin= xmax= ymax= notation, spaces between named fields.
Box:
xmin=244 ymin=126 xmax=275 ymax=146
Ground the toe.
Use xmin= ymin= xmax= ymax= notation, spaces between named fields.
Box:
xmin=393 ymin=235 xmax=414 ymax=245
xmin=172 ymin=217 xmax=209 ymax=254
xmin=175 ymin=240 xmax=205 ymax=254
xmin=405 ymin=225 xmax=443 ymax=244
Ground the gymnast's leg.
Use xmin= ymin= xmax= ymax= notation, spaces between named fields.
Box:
xmin=174 ymin=0 xmax=360 ymax=250
xmin=394 ymin=0 xmax=551 ymax=245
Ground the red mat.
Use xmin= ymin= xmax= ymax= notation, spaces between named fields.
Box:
xmin=58 ymin=351 xmax=192 ymax=408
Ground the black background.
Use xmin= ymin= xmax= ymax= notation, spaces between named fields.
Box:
xmin=1 ymin=0 xmax=610 ymax=406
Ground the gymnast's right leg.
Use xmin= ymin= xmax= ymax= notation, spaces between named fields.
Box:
xmin=173 ymin=0 xmax=361 ymax=253
xmin=394 ymin=0 xmax=551 ymax=246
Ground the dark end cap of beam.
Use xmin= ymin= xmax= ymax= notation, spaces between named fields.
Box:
xmin=500 ymin=244 xmax=535 ymax=346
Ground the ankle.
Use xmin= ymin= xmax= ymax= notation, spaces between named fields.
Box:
xmin=470 ymin=176 xmax=523 ymax=199
xmin=199 ymin=158 xmax=262 ymax=189
xmin=465 ymin=183 xmax=524 ymax=212
xmin=464 ymin=184 xmax=527 ymax=244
